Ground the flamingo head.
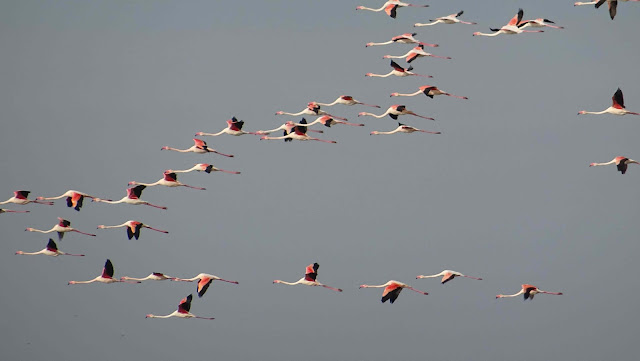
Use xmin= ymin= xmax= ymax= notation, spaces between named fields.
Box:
xmin=97 ymin=225 xmax=106 ymax=229
xmin=390 ymin=92 xmax=399 ymax=97
xmin=356 ymin=6 xmax=364 ymax=10
xmin=15 ymin=251 xmax=24 ymax=255
xmin=260 ymin=136 xmax=268 ymax=140
xmin=382 ymin=55 xmax=391 ymax=59
xmin=365 ymin=42 xmax=373 ymax=47
xmin=589 ymin=163 xmax=597 ymax=167
xmin=359 ymin=284 xmax=368 ymax=288
xmin=365 ymin=73 xmax=373 ymax=77
xmin=495 ymin=294 xmax=503 ymax=298
xmin=275 ymin=111 xmax=284 ymax=115
xmin=370 ymin=131 xmax=379 ymax=135
xmin=68 ymin=281 xmax=77 ymax=285
xmin=145 ymin=314 xmax=154 ymax=318
xmin=472 ymin=32 xmax=481 ymax=36
xmin=273 ymin=280 xmax=281 ymax=284
xmin=160 ymin=146 xmax=169 ymax=150
xmin=358 ymin=112 xmax=367 ymax=117
xmin=195 ymin=132 xmax=204 ymax=136
xmin=577 ymin=111 xmax=586 ymax=115
xmin=36 ymin=196 xmax=44 ymax=200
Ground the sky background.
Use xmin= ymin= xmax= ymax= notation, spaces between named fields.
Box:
xmin=1 ymin=1 xmax=640 ymax=360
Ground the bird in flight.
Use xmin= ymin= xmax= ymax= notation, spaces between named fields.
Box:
xmin=161 ymin=138 xmax=234 ymax=157
xmin=26 ymin=217 xmax=96 ymax=241
xmin=496 ymin=284 xmax=563 ymax=300
xmin=356 ymin=1 xmax=429 ymax=19
xmin=174 ymin=273 xmax=239 ymax=298
xmin=414 ymin=10 xmax=477 ymax=27
xmin=360 ymin=280 xmax=428 ymax=303
xmin=370 ymin=123 xmax=441 ymax=135
xmin=16 ymin=238 xmax=84 ymax=257
xmin=69 ymin=259 xmax=141 ymax=285
xmin=97 ymin=220 xmax=168 ymax=240
xmin=273 ymin=263 xmax=343 ymax=292
xmin=578 ymin=88 xmax=640 ymax=116
xmin=146 ymin=294 xmax=215 ymax=320
xmin=416 ymin=270 xmax=482 ymax=284
xmin=589 ymin=156 xmax=639 ymax=174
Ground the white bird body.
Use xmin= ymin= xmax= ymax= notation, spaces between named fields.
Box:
xmin=366 ymin=60 xmax=432 ymax=78
xmin=589 ymin=156 xmax=639 ymax=174
xmin=16 ymin=239 xmax=84 ymax=257
xmin=292 ymin=116 xmax=365 ymax=128
xmin=196 ymin=117 xmax=259 ymax=137
xmin=26 ymin=217 xmax=96 ymax=240
xmin=366 ymin=33 xmax=438 ymax=48
xmin=383 ymin=45 xmax=451 ymax=63
xmin=0 ymin=191 xmax=53 ymax=206
xmin=168 ymin=163 xmax=240 ymax=175
xmin=359 ymin=280 xmax=428 ymax=303
xmin=129 ymin=171 xmax=205 ymax=190
xmin=496 ymin=284 xmax=563 ymax=300
xmin=359 ymin=105 xmax=434 ymax=120
xmin=276 ymin=102 xmax=348 ymax=121
xmin=97 ymin=220 xmax=168 ymax=240
xmin=415 ymin=10 xmax=477 ymax=26
xmin=314 ymin=95 xmax=380 ymax=108
xmin=69 ymin=259 xmax=141 ymax=285
xmin=161 ymin=139 xmax=234 ymax=157
xmin=92 ymin=185 xmax=167 ymax=210
xmin=370 ymin=123 xmax=441 ymax=135
xmin=391 ymin=85 xmax=468 ymax=99
xmin=121 ymin=273 xmax=178 ymax=282
xmin=416 ymin=270 xmax=482 ymax=283
xmin=356 ymin=1 xmax=429 ymax=19
xmin=579 ymin=88 xmax=640 ymax=116
xmin=146 ymin=294 xmax=214 ymax=320
xmin=273 ymin=263 xmax=342 ymax=292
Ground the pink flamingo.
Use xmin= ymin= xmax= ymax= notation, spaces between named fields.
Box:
xmin=589 ymin=156 xmax=639 ymax=174
xmin=518 ymin=18 xmax=564 ymax=29
xmin=383 ymin=44 xmax=452 ymax=63
xmin=16 ymin=238 xmax=84 ymax=257
xmin=69 ymin=259 xmax=141 ymax=285
xmin=129 ymin=171 xmax=206 ymax=190
xmin=356 ymin=1 xmax=429 ymax=19
xmin=121 ymin=272 xmax=178 ymax=282
xmin=359 ymin=105 xmax=434 ymax=120
xmin=256 ymin=121 xmax=323 ymax=135
xmin=314 ymin=95 xmax=381 ymax=108
xmin=174 ymin=273 xmax=239 ymax=298
xmin=359 ymin=280 xmax=428 ymax=303
xmin=273 ymin=263 xmax=343 ymax=292
xmin=473 ymin=9 xmax=544 ymax=37
xmin=146 ymin=294 xmax=215 ymax=320
xmin=97 ymin=220 xmax=168 ymax=240
xmin=366 ymin=60 xmax=432 ymax=78
xmin=366 ymin=33 xmax=438 ymax=48
xmin=415 ymin=10 xmax=477 ymax=26
xmin=260 ymin=119 xmax=337 ymax=143
xmin=370 ymin=123 xmax=441 ymax=135
xmin=92 ymin=185 xmax=167 ymax=210
xmin=416 ymin=270 xmax=482 ymax=284
xmin=196 ymin=117 xmax=260 ymax=136
xmin=496 ymin=284 xmax=563 ymax=300
xmin=161 ymin=138 xmax=234 ymax=157
xmin=578 ymin=88 xmax=640 ymax=116
xmin=391 ymin=85 xmax=468 ymax=99
xmin=0 ymin=191 xmax=53 ymax=206
xmin=26 ymin=217 xmax=96 ymax=241
xmin=276 ymin=102 xmax=348 ymax=121
xmin=575 ymin=0 xmax=640 ymax=19
xmin=292 ymin=116 xmax=365 ymax=128
xmin=37 ymin=190 xmax=106 ymax=211
xmin=0 ymin=208 xmax=30 ymax=214
xmin=168 ymin=163 xmax=241 ymax=175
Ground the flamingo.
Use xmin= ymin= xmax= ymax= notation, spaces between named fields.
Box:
xmin=92 ymin=185 xmax=167 ymax=210
xmin=473 ymin=9 xmax=544 ymax=36
xmin=589 ymin=156 xmax=639 ymax=174
xmin=414 ymin=10 xmax=477 ymax=26
xmin=391 ymin=85 xmax=468 ymax=99
xmin=146 ymin=294 xmax=215 ymax=320
xmin=68 ymin=259 xmax=141 ymax=285
xmin=366 ymin=33 xmax=438 ymax=48
xmin=16 ymin=238 xmax=84 ymax=257
xmin=356 ymin=1 xmax=429 ymax=19
xmin=314 ymin=95 xmax=381 ymax=108
xmin=496 ymin=284 xmax=563 ymax=300
xmin=518 ymin=18 xmax=564 ymax=29
xmin=370 ymin=123 xmax=441 ymax=135
xmin=26 ymin=217 xmax=96 ymax=241
xmin=292 ymin=116 xmax=365 ymax=128
xmin=128 ymin=171 xmax=206 ymax=190
xmin=97 ymin=220 xmax=169 ymax=240
xmin=366 ymin=60 xmax=432 ymax=78
xmin=121 ymin=272 xmax=178 ymax=282
xmin=359 ymin=105 xmax=434 ymax=120
xmin=575 ymin=0 xmax=639 ymax=19
xmin=416 ymin=270 xmax=483 ymax=284
xmin=255 ymin=121 xmax=323 ymax=135
xmin=0 ymin=191 xmax=53 ymax=206
xmin=174 ymin=273 xmax=239 ymax=298
xmin=0 ymin=208 xmax=30 ymax=214
xmin=168 ymin=163 xmax=241 ymax=175
xmin=161 ymin=138 xmax=234 ymax=157
xmin=359 ymin=280 xmax=428 ymax=303
xmin=578 ymin=88 xmax=640 ymax=116
xmin=276 ymin=102 xmax=348 ymax=121
xmin=195 ymin=117 xmax=260 ymax=136
xmin=260 ymin=119 xmax=337 ymax=143
xmin=273 ymin=263 xmax=343 ymax=292
xmin=383 ymin=44 xmax=452 ymax=63
xmin=36 ymin=190 xmax=106 ymax=211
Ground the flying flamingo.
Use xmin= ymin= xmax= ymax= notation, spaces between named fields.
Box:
xmin=292 ymin=116 xmax=365 ymax=128
xmin=518 ymin=18 xmax=564 ymax=29
xmin=36 ymin=190 xmax=106 ymax=211
xmin=415 ymin=10 xmax=477 ymax=26
xmin=416 ymin=270 xmax=483 ymax=284
xmin=256 ymin=121 xmax=323 ymax=135
xmin=97 ymin=220 xmax=168 ymax=240
xmin=0 ymin=208 xmax=29 ymax=214
xmin=589 ymin=156 xmax=639 ymax=174
xmin=146 ymin=294 xmax=214 ymax=320
xmin=161 ymin=138 xmax=234 ymax=157
xmin=174 ymin=273 xmax=239 ymax=298
xmin=473 ymin=9 xmax=544 ymax=37
xmin=383 ymin=44 xmax=452 ymax=63
xmin=366 ymin=33 xmax=438 ymax=48
xmin=391 ymin=85 xmax=468 ymax=99
xmin=121 ymin=272 xmax=178 ymax=282
xmin=260 ymin=119 xmax=337 ymax=143
xmin=195 ymin=117 xmax=260 ymax=136
xmin=68 ymin=259 xmax=141 ymax=285
xmin=16 ymin=238 xmax=84 ymax=257
xmin=128 ymin=171 xmax=206 ymax=190
xmin=496 ymin=284 xmax=563 ymax=300
xmin=314 ymin=95 xmax=380 ymax=108
xmin=92 ymin=185 xmax=167 ymax=210
xmin=578 ymin=88 xmax=640 ymax=116
xmin=366 ymin=60 xmax=432 ymax=78
xmin=370 ymin=123 xmax=441 ymax=135
xmin=276 ymin=102 xmax=348 ymax=121
xmin=359 ymin=105 xmax=434 ymax=120
xmin=356 ymin=1 xmax=429 ymax=19
xmin=359 ymin=280 xmax=428 ymax=304
xmin=26 ymin=217 xmax=96 ymax=241
xmin=0 ymin=191 xmax=53 ymax=206
xmin=168 ymin=163 xmax=241 ymax=175
xmin=273 ymin=263 xmax=343 ymax=292
xmin=575 ymin=0 xmax=639 ymax=19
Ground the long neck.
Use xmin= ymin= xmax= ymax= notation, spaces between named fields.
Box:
xmin=279 ymin=111 xmax=305 ymax=116
xmin=171 ymin=165 xmax=200 ymax=173
xmin=414 ymin=20 xmax=439 ymax=26
xmin=69 ymin=277 xmax=101 ymax=284
xmin=164 ymin=147 xmax=191 ymax=153
xmin=360 ymin=111 xmax=388 ymax=118
xmin=198 ymin=130 xmax=225 ymax=136
xmin=475 ymin=32 xmax=501 ymax=37
xmin=27 ymin=227 xmax=56 ymax=234
xmin=367 ymin=40 xmax=393 ymax=46
xmin=574 ymin=1 xmax=597 ymax=5
xmin=591 ymin=160 xmax=617 ymax=167
xmin=261 ymin=135 xmax=290 ymax=140
xmin=40 ymin=194 xmax=67 ymax=200
xmin=16 ymin=250 xmax=47 ymax=255
xmin=130 ymin=181 xmax=160 ymax=187
xmin=99 ymin=222 xmax=131 ymax=229
xmin=367 ymin=72 xmax=393 ymax=78
xmin=372 ymin=129 xmax=400 ymax=135
xmin=122 ymin=276 xmax=150 ymax=281
xmin=357 ymin=6 xmax=385 ymax=12
xmin=274 ymin=279 xmax=302 ymax=286
xmin=315 ymin=99 xmax=339 ymax=106
xmin=393 ymin=90 xmax=422 ymax=97
xmin=94 ymin=197 xmax=126 ymax=204
xmin=497 ymin=290 xmax=524 ymax=298
xmin=417 ymin=273 xmax=443 ymax=279
xmin=384 ymin=53 xmax=407 ymax=59
xmin=580 ymin=110 xmax=610 ymax=115
xmin=361 ymin=284 xmax=388 ymax=288
xmin=147 ymin=312 xmax=179 ymax=319
xmin=293 ymin=119 xmax=321 ymax=127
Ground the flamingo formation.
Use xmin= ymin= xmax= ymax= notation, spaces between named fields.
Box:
xmin=26 ymin=217 xmax=96 ymax=241
xmin=121 ymin=272 xmax=178 ymax=282
xmin=589 ymin=156 xmax=639 ymax=174
xmin=256 ymin=121 xmax=323 ymax=135
xmin=414 ymin=10 xmax=477 ymax=27
xmin=370 ymin=123 xmax=441 ymax=135
xmin=16 ymin=238 xmax=84 ymax=257
xmin=366 ymin=60 xmax=433 ymax=78
xmin=356 ymin=1 xmax=428 ymax=19
xmin=518 ymin=18 xmax=564 ymax=29
xmin=276 ymin=102 xmax=348 ymax=121
xmin=195 ymin=116 xmax=260 ymax=137
xmin=129 ymin=171 xmax=206 ymax=190
xmin=473 ymin=9 xmax=544 ymax=37
xmin=366 ymin=33 xmax=438 ymax=48
xmin=314 ymin=95 xmax=380 ymax=108
xmin=93 ymin=185 xmax=167 ymax=210
xmin=359 ymin=280 xmax=428 ymax=304
xmin=69 ymin=259 xmax=141 ymax=285
xmin=37 ymin=190 xmax=105 ymax=211
xmin=496 ymin=284 xmax=563 ymax=300
xmin=383 ymin=44 xmax=452 ymax=63
xmin=97 ymin=220 xmax=168 ymax=240
xmin=0 ymin=191 xmax=53 ymax=206
xmin=273 ymin=263 xmax=343 ymax=292
xmin=260 ymin=119 xmax=337 ymax=143
xmin=146 ymin=294 xmax=214 ymax=320
xmin=578 ymin=88 xmax=640 ymax=116
xmin=391 ymin=85 xmax=468 ymax=99
xmin=359 ymin=105 xmax=435 ymax=120
xmin=0 ymin=208 xmax=29 ymax=214
xmin=293 ymin=116 xmax=365 ymax=128
xmin=161 ymin=138 xmax=234 ymax=157
xmin=168 ymin=163 xmax=241 ymax=175
xmin=416 ymin=270 xmax=483 ymax=284
xmin=175 ymin=273 xmax=239 ymax=298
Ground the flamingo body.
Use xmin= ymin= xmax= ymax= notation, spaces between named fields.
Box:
xmin=589 ymin=156 xmax=639 ymax=174
xmin=273 ymin=263 xmax=343 ymax=292
xmin=146 ymin=294 xmax=215 ymax=320
xmin=16 ymin=238 xmax=84 ymax=256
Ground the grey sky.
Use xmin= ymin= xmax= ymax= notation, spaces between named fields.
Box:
xmin=1 ymin=1 xmax=640 ymax=360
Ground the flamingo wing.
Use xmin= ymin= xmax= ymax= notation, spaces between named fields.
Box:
xmin=59 ymin=218 xmax=71 ymax=227
xmin=204 ymin=164 xmax=214 ymax=174
xmin=163 ymin=172 xmax=178 ymax=182
xmin=385 ymin=4 xmax=398 ymax=18
xmin=129 ymin=185 xmax=146 ymax=199
xmin=46 ymin=238 xmax=58 ymax=252
xmin=178 ymin=294 xmax=193 ymax=313
xmin=133 ymin=222 xmax=142 ymax=240
xmin=15 ymin=190 xmax=30 ymax=199
xmin=508 ymin=8 xmax=524 ymax=26
xmin=406 ymin=52 xmax=419 ymax=63
xmin=305 ymin=263 xmax=319 ymax=282
xmin=612 ymin=88 xmax=625 ymax=109
xmin=229 ymin=117 xmax=244 ymax=131
xmin=441 ymin=273 xmax=456 ymax=284
xmin=197 ymin=277 xmax=213 ymax=297
xmin=390 ymin=60 xmax=405 ymax=72
xmin=617 ymin=158 xmax=629 ymax=174
xmin=193 ymin=138 xmax=208 ymax=150
xmin=608 ymin=0 xmax=618 ymax=19
xmin=102 ymin=259 xmax=115 ymax=279
xmin=382 ymin=283 xmax=403 ymax=303
xmin=523 ymin=285 xmax=536 ymax=300
xmin=455 ymin=10 xmax=464 ymax=17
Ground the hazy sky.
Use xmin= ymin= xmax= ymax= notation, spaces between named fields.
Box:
xmin=1 ymin=1 xmax=640 ymax=360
